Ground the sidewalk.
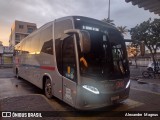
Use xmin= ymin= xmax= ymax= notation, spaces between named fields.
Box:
xmin=130 ymin=66 xmax=160 ymax=86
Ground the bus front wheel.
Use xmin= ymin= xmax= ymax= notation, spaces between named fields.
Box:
xmin=44 ymin=78 xmax=53 ymax=99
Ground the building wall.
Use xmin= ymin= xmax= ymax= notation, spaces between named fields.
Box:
xmin=14 ymin=21 xmax=37 ymax=34
xmin=0 ymin=45 xmax=3 ymax=54
xmin=130 ymin=58 xmax=152 ymax=67
xmin=9 ymin=20 xmax=37 ymax=50
xmin=0 ymin=54 xmax=2 ymax=65
xmin=3 ymin=55 xmax=13 ymax=64
xmin=129 ymin=53 xmax=160 ymax=67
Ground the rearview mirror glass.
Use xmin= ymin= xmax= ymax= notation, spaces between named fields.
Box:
xmin=79 ymin=30 xmax=91 ymax=53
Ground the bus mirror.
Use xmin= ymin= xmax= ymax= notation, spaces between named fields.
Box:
xmin=79 ymin=30 xmax=91 ymax=53
xmin=64 ymin=29 xmax=91 ymax=53
xmin=140 ymin=41 xmax=145 ymax=56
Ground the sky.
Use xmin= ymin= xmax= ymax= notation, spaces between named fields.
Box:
xmin=0 ymin=0 xmax=159 ymax=46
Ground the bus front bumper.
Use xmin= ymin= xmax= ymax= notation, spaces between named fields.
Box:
xmin=75 ymin=87 xmax=130 ymax=110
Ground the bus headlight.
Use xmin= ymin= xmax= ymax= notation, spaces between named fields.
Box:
xmin=82 ymin=85 xmax=99 ymax=94
xmin=126 ymin=80 xmax=130 ymax=88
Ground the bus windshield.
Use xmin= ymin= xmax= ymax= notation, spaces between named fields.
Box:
xmin=74 ymin=18 xmax=130 ymax=80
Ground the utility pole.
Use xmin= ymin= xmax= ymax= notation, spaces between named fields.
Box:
xmin=108 ymin=0 xmax=110 ymax=20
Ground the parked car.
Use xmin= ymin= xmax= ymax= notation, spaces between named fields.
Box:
xmin=147 ymin=62 xmax=160 ymax=71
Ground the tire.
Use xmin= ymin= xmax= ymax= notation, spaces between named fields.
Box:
xmin=44 ymin=78 xmax=53 ymax=99
xmin=147 ymin=67 xmax=153 ymax=71
xmin=142 ymin=71 xmax=150 ymax=78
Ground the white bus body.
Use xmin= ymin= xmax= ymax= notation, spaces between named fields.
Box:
xmin=14 ymin=16 xmax=130 ymax=110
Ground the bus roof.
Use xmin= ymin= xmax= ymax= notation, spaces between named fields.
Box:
xmin=15 ymin=16 xmax=118 ymax=48
xmin=55 ymin=16 xmax=117 ymax=29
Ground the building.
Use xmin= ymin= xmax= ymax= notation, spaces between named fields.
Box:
xmin=0 ymin=42 xmax=3 ymax=65
xmin=129 ymin=52 xmax=160 ymax=67
xmin=0 ymin=44 xmax=13 ymax=67
xmin=9 ymin=20 xmax=37 ymax=50
xmin=125 ymin=0 xmax=160 ymax=16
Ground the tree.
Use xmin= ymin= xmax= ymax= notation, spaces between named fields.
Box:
xmin=117 ymin=26 xmax=128 ymax=35
xmin=102 ymin=18 xmax=115 ymax=25
xmin=127 ymin=43 xmax=139 ymax=68
xmin=130 ymin=18 xmax=160 ymax=71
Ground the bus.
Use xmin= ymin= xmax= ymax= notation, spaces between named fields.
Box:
xmin=13 ymin=16 xmax=130 ymax=110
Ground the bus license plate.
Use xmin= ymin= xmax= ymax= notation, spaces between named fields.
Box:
xmin=111 ymin=96 xmax=119 ymax=101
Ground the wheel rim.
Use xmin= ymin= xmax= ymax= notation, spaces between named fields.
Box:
xmin=45 ymin=81 xmax=52 ymax=98
xmin=143 ymin=71 xmax=149 ymax=78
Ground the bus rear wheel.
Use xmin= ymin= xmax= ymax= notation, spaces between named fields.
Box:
xmin=45 ymin=78 xmax=53 ymax=99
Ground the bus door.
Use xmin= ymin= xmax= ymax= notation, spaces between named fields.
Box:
xmin=62 ymin=34 xmax=77 ymax=107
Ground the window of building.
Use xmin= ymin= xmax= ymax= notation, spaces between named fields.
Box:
xmin=27 ymin=28 xmax=34 ymax=33
xmin=15 ymin=34 xmax=20 ymax=41
xmin=19 ymin=25 xmax=24 ymax=29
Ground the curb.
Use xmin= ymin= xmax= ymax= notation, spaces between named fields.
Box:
xmin=130 ymin=76 xmax=142 ymax=80
xmin=137 ymin=79 xmax=148 ymax=84
xmin=137 ymin=79 xmax=160 ymax=86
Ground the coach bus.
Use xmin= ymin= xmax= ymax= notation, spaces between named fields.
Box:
xmin=13 ymin=16 xmax=130 ymax=110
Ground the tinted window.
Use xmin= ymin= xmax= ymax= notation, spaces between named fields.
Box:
xmin=40 ymin=25 xmax=53 ymax=55
xmin=54 ymin=19 xmax=73 ymax=39
xmin=74 ymin=18 xmax=130 ymax=80
xmin=24 ymin=38 xmax=30 ymax=54
xmin=21 ymin=40 xmax=26 ymax=54
xmin=62 ymin=35 xmax=77 ymax=82
xmin=41 ymin=39 xmax=53 ymax=55
xmin=30 ymin=34 xmax=40 ymax=54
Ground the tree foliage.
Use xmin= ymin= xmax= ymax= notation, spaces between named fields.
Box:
xmin=102 ymin=18 xmax=115 ymax=25
xmin=117 ymin=26 xmax=128 ymax=35
xmin=127 ymin=43 xmax=139 ymax=68
xmin=130 ymin=18 xmax=160 ymax=71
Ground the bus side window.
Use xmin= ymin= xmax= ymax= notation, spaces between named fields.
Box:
xmin=62 ymin=35 xmax=77 ymax=82
xmin=40 ymin=25 xmax=53 ymax=55
xmin=41 ymin=39 xmax=53 ymax=55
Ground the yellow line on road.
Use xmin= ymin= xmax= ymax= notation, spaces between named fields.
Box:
xmin=131 ymin=88 xmax=160 ymax=96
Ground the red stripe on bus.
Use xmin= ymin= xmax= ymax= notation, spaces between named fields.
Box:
xmin=40 ymin=66 xmax=55 ymax=71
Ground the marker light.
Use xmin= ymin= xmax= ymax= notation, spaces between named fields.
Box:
xmin=126 ymin=80 xmax=130 ymax=88
xmin=82 ymin=85 xmax=99 ymax=94
xmin=76 ymin=18 xmax=80 ymax=21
